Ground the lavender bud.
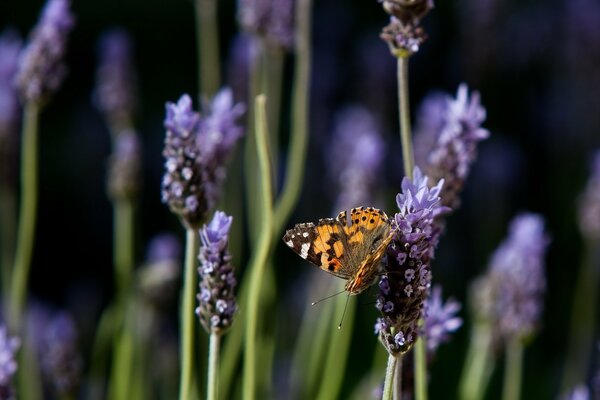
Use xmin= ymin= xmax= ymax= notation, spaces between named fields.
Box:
xmin=15 ymin=0 xmax=75 ymax=105
xmin=380 ymin=16 xmax=427 ymax=57
xmin=196 ymin=211 xmax=238 ymax=334
xmin=578 ymin=152 xmax=600 ymax=241
xmin=471 ymin=213 xmax=549 ymax=341
xmin=376 ymin=168 xmax=450 ymax=355
xmin=380 ymin=0 xmax=434 ymax=24
xmin=238 ymin=0 xmax=295 ymax=49
xmin=415 ymin=84 xmax=490 ymax=210
xmin=106 ymin=129 xmax=142 ymax=201
xmin=161 ymin=89 xmax=245 ymax=228
xmin=94 ymin=28 xmax=138 ymax=130
xmin=424 ymin=285 xmax=462 ymax=354
xmin=139 ymin=233 xmax=181 ymax=308
xmin=0 ymin=325 xmax=19 ymax=399
xmin=328 ymin=106 xmax=385 ymax=211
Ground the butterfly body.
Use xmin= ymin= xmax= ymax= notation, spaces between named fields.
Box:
xmin=283 ymin=207 xmax=394 ymax=295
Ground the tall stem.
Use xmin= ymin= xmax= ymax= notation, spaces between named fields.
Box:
xmin=502 ymin=337 xmax=523 ymax=400
xmin=414 ymin=336 xmax=428 ymax=400
xmin=243 ymin=95 xmax=273 ymax=400
xmin=114 ymin=199 xmax=135 ymax=307
xmin=9 ymin=101 xmax=40 ymax=332
xmin=393 ymin=356 xmax=403 ymax=400
xmin=0 ymin=184 xmax=16 ymax=300
xmin=207 ymin=333 xmax=221 ymax=400
xmin=194 ymin=0 xmax=220 ymax=96
xmin=397 ymin=56 xmax=414 ymax=177
xmin=180 ymin=228 xmax=200 ymax=400
xmin=382 ymin=354 xmax=398 ymax=400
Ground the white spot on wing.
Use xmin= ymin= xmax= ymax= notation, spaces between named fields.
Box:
xmin=300 ymin=243 xmax=310 ymax=259
xmin=302 ymin=232 xmax=309 ymax=238
xmin=286 ymin=240 xmax=293 ymax=248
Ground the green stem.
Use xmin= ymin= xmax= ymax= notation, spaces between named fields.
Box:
xmin=459 ymin=323 xmax=494 ymax=400
xmin=414 ymin=336 xmax=428 ymax=400
xmin=273 ymin=0 xmax=312 ymax=236
xmin=207 ymin=333 xmax=221 ymax=400
xmin=0 ymin=184 xmax=16 ymax=300
xmin=561 ymin=243 xmax=600 ymax=393
xmin=393 ymin=356 xmax=402 ymax=400
xmin=397 ymin=56 xmax=414 ymax=178
xmin=502 ymin=337 xmax=523 ymax=400
xmin=264 ymin=45 xmax=284 ymax=183
xmin=180 ymin=228 xmax=200 ymax=400
xmin=89 ymin=305 xmax=116 ymax=400
xmin=9 ymin=101 xmax=40 ymax=332
xmin=243 ymin=95 xmax=273 ymax=400
xmin=114 ymin=199 xmax=135 ymax=307
xmin=194 ymin=0 xmax=220 ymax=96
xmin=382 ymin=354 xmax=398 ymax=400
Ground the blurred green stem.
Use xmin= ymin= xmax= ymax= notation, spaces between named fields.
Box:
xmin=502 ymin=337 xmax=523 ymax=400
xmin=273 ymin=0 xmax=312 ymax=236
xmin=180 ymin=228 xmax=200 ymax=400
xmin=561 ymin=243 xmax=600 ymax=393
xmin=0 ymin=184 xmax=16 ymax=299
xmin=9 ymin=101 xmax=39 ymax=332
xmin=459 ymin=322 xmax=494 ymax=400
xmin=414 ymin=336 xmax=428 ymax=400
xmin=207 ymin=333 xmax=221 ymax=400
xmin=397 ymin=56 xmax=414 ymax=177
xmin=194 ymin=0 xmax=220 ymax=96
xmin=382 ymin=354 xmax=398 ymax=400
xmin=114 ymin=199 xmax=135 ymax=307
xmin=243 ymin=95 xmax=273 ymax=400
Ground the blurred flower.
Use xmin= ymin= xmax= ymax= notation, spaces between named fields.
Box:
xmin=94 ymin=28 xmax=138 ymax=131
xmin=39 ymin=313 xmax=82 ymax=398
xmin=376 ymin=168 xmax=449 ymax=355
xmin=0 ymin=325 xmax=19 ymax=399
xmin=15 ymin=0 xmax=75 ymax=105
xmin=238 ymin=0 xmax=295 ymax=49
xmin=106 ymin=129 xmax=142 ymax=201
xmin=161 ymin=88 xmax=245 ymax=228
xmin=563 ymin=385 xmax=590 ymax=400
xmin=415 ymin=84 xmax=489 ymax=210
xmin=471 ymin=213 xmax=549 ymax=341
xmin=196 ymin=211 xmax=238 ymax=334
xmin=328 ymin=106 xmax=385 ymax=211
xmin=424 ymin=285 xmax=462 ymax=353
xmin=139 ymin=233 xmax=181 ymax=308
xmin=577 ymin=152 xmax=600 ymax=241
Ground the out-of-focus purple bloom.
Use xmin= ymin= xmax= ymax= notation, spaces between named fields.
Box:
xmin=106 ymin=129 xmax=142 ymax=200
xmin=578 ymin=152 xmax=600 ymax=241
xmin=146 ymin=233 xmax=181 ymax=264
xmin=94 ymin=28 xmax=138 ymax=130
xmin=328 ymin=106 xmax=385 ymax=211
xmin=413 ymin=91 xmax=448 ymax=169
xmin=161 ymin=88 xmax=245 ymax=228
xmin=563 ymin=385 xmax=590 ymax=400
xmin=15 ymin=0 xmax=74 ymax=105
xmin=0 ymin=325 xmax=19 ymax=397
xmin=415 ymin=84 xmax=489 ymax=210
xmin=472 ymin=213 xmax=549 ymax=341
xmin=424 ymin=285 xmax=462 ymax=353
xmin=376 ymin=168 xmax=449 ymax=355
xmin=139 ymin=233 xmax=181 ymax=308
xmin=196 ymin=211 xmax=238 ymax=334
xmin=238 ymin=0 xmax=295 ymax=49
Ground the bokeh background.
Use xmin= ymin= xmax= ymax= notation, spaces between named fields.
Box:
xmin=1 ymin=0 xmax=599 ymax=398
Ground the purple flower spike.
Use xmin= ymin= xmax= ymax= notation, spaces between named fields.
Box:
xmin=578 ymin=152 xmax=600 ymax=241
xmin=376 ymin=167 xmax=448 ymax=355
xmin=161 ymin=89 xmax=245 ymax=228
xmin=472 ymin=213 xmax=549 ymax=341
xmin=0 ymin=325 xmax=20 ymax=397
xmin=94 ymin=28 xmax=138 ymax=129
xmin=238 ymin=0 xmax=295 ymax=49
xmin=15 ymin=0 xmax=75 ymax=105
xmin=196 ymin=211 xmax=238 ymax=334
xmin=424 ymin=285 xmax=462 ymax=353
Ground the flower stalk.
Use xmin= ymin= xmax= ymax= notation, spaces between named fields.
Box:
xmin=194 ymin=0 xmax=220 ymax=96
xmin=382 ymin=354 xmax=398 ymax=400
xmin=397 ymin=56 xmax=414 ymax=177
xmin=502 ymin=337 xmax=523 ymax=400
xmin=207 ymin=333 xmax=221 ymax=400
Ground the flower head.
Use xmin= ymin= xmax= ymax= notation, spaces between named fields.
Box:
xmin=161 ymin=89 xmax=245 ymax=228
xmin=379 ymin=0 xmax=433 ymax=57
xmin=376 ymin=168 xmax=449 ymax=355
xmin=424 ymin=285 xmax=462 ymax=353
xmin=471 ymin=213 xmax=549 ymax=341
xmin=139 ymin=233 xmax=181 ymax=308
xmin=94 ymin=28 xmax=138 ymax=130
xmin=0 ymin=325 xmax=20 ymax=397
xmin=238 ymin=0 xmax=295 ymax=49
xmin=415 ymin=84 xmax=489 ymax=210
xmin=15 ymin=0 xmax=75 ymax=105
xmin=578 ymin=152 xmax=600 ymax=241
xmin=196 ymin=211 xmax=238 ymax=334
xmin=107 ymin=129 xmax=142 ymax=201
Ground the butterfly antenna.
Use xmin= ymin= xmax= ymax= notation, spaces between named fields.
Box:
xmin=311 ymin=289 xmax=346 ymax=306
xmin=337 ymin=294 xmax=351 ymax=330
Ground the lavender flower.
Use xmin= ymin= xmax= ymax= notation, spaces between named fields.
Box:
xmin=328 ymin=106 xmax=385 ymax=211
xmin=424 ymin=285 xmax=462 ymax=353
xmin=94 ymin=28 xmax=138 ymax=130
xmin=14 ymin=0 xmax=74 ymax=105
xmin=139 ymin=233 xmax=181 ymax=308
xmin=379 ymin=0 xmax=434 ymax=57
xmin=238 ymin=0 xmax=295 ymax=49
xmin=415 ymin=84 xmax=490 ymax=210
xmin=577 ymin=152 xmax=600 ymax=241
xmin=106 ymin=129 xmax=142 ymax=201
xmin=161 ymin=88 xmax=245 ymax=228
xmin=0 ymin=325 xmax=20 ymax=399
xmin=376 ymin=168 xmax=449 ymax=355
xmin=563 ymin=385 xmax=590 ymax=400
xmin=471 ymin=213 xmax=549 ymax=341
xmin=196 ymin=211 xmax=237 ymax=334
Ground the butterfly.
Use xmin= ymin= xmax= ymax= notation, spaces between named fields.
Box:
xmin=283 ymin=207 xmax=395 ymax=295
